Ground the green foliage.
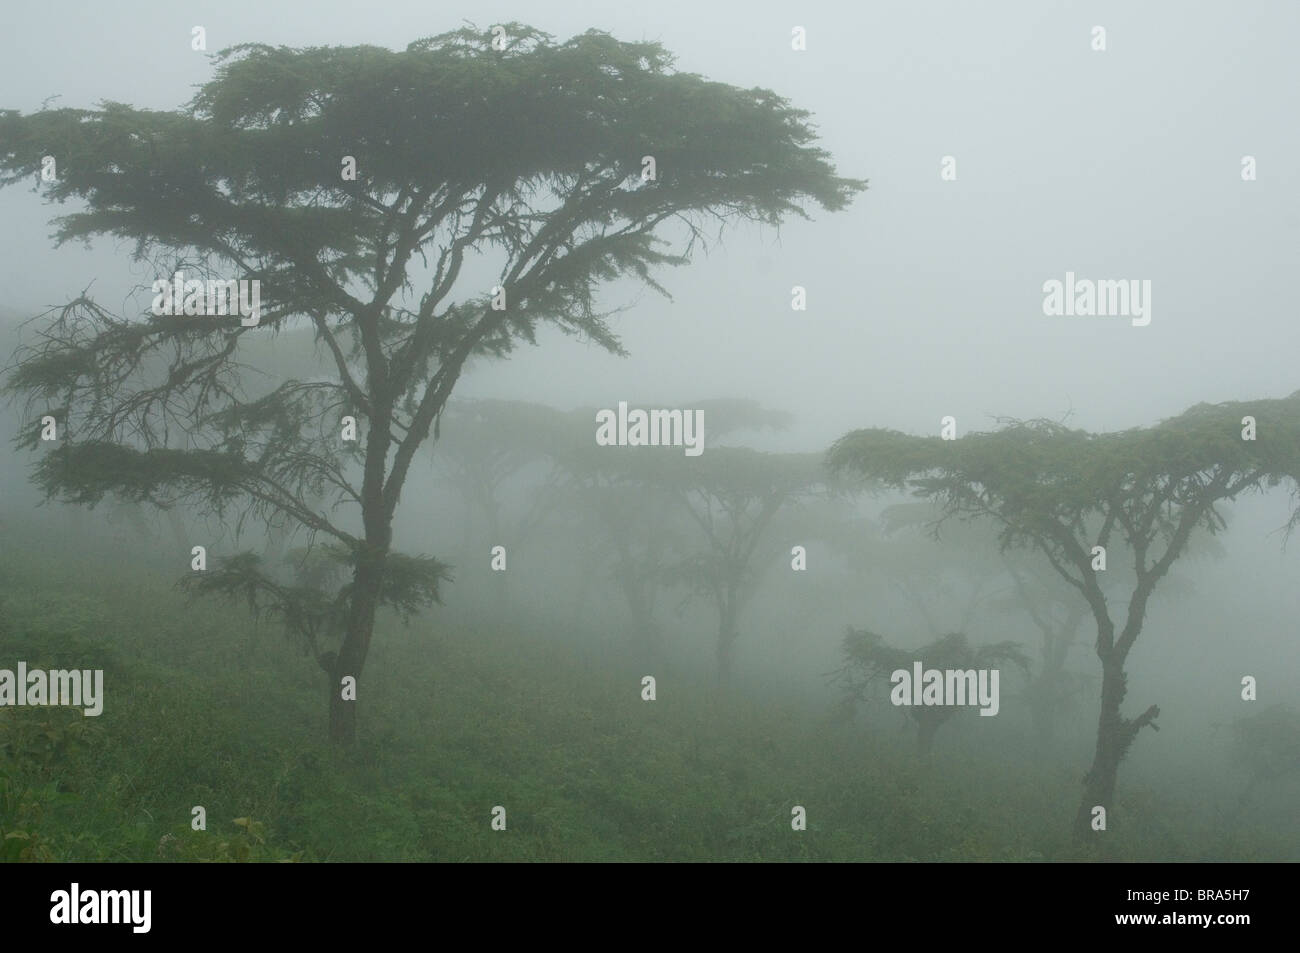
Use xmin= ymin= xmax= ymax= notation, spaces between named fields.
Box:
xmin=2 ymin=30 xmax=864 ymax=740
xmin=162 ymin=817 xmax=302 ymax=863
xmin=2 ymin=25 xmax=864 ymax=544
xmin=827 ymin=393 xmax=1300 ymax=554
xmin=0 ymin=532 xmax=1291 ymax=863
xmin=836 ymin=629 xmax=1030 ymax=707
xmin=826 ymin=393 xmax=1300 ymax=683
xmin=179 ymin=547 xmax=451 ymax=666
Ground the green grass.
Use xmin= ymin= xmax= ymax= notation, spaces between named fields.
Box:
xmin=0 ymin=542 xmax=1292 ymax=862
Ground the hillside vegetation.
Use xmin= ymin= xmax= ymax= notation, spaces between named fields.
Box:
xmin=1 ymin=523 xmax=1290 ymax=863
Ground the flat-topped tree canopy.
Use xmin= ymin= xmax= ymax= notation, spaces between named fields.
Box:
xmin=0 ymin=24 xmax=863 ymax=534
xmin=834 ymin=628 xmax=1030 ymax=755
xmin=826 ymin=392 xmax=1300 ymax=576
xmin=0 ymin=25 xmax=862 ymax=353
xmin=0 ymin=24 xmax=865 ymax=742
xmin=826 ymin=390 xmax=1300 ymax=836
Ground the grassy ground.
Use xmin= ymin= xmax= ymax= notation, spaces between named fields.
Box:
xmin=0 ymin=540 xmax=1290 ymax=862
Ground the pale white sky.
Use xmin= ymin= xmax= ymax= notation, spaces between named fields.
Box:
xmin=1 ymin=0 xmax=1296 ymax=452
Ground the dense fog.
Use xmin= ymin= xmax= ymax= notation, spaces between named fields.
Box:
xmin=0 ymin=1 xmax=1296 ymax=864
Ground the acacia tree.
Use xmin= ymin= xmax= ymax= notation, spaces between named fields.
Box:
xmin=877 ymin=498 xmax=1105 ymax=750
xmin=433 ymin=398 xmax=566 ymax=604
xmin=873 ymin=501 xmax=1006 ymax=637
xmin=1000 ymin=528 xmax=1218 ymax=753
xmin=658 ymin=447 xmax=825 ymax=680
xmin=549 ymin=436 xmax=684 ymax=657
xmin=835 ymin=629 xmax=1029 ymax=756
xmin=552 ymin=398 xmax=795 ymax=657
xmin=0 ymin=26 xmax=864 ymax=742
xmin=854 ymin=501 xmax=1078 ymax=749
xmin=827 ymin=394 xmax=1300 ymax=836
xmin=998 ymin=553 xmax=1092 ymax=751
xmin=858 ymin=499 xmax=1211 ymax=752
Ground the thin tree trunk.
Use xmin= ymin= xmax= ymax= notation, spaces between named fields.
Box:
xmin=616 ymin=553 xmax=660 ymax=659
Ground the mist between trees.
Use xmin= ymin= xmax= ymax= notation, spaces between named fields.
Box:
xmin=0 ymin=21 xmax=1297 ymax=857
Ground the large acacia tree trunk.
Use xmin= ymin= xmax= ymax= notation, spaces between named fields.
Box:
xmin=1075 ymin=657 xmax=1126 ymax=834
xmin=329 ymin=547 xmax=387 ymax=744
xmin=329 ymin=413 xmax=395 ymax=745
xmin=1073 ymin=650 xmax=1160 ymax=837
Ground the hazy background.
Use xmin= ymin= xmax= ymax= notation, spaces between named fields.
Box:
xmin=0 ymin=1 xmax=1296 ymax=861
xmin=3 ymin=1 xmax=1298 ymax=438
